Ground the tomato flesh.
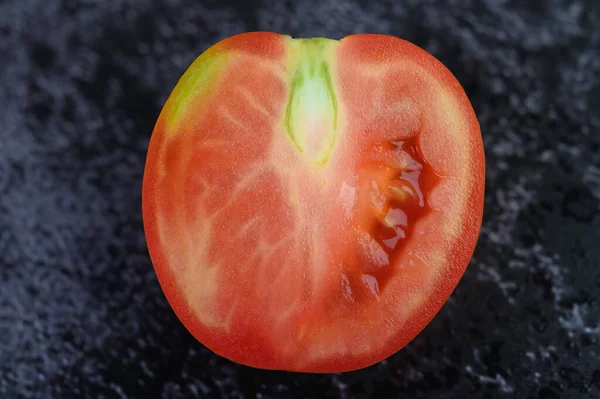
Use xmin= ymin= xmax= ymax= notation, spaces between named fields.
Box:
xmin=142 ymin=32 xmax=485 ymax=372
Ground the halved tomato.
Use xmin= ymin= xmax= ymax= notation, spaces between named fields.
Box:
xmin=142 ymin=32 xmax=485 ymax=373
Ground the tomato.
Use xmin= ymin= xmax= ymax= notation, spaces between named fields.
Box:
xmin=142 ymin=32 xmax=485 ymax=373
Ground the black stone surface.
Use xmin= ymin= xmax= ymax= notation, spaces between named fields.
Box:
xmin=1 ymin=0 xmax=599 ymax=398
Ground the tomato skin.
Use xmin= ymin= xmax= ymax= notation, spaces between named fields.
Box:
xmin=142 ymin=32 xmax=485 ymax=373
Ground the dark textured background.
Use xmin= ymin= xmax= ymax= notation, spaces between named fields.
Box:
xmin=1 ymin=0 xmax=600 ymax=398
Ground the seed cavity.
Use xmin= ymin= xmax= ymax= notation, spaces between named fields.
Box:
xmin=337 ymin=137 xmax=441 ymax=301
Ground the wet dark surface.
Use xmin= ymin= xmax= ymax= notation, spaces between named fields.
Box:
xmin=1 ymin=0 xmax=600 ymax=398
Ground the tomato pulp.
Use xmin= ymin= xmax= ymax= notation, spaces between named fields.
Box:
xmin=142 ymin=32 xmax=485 ymax=373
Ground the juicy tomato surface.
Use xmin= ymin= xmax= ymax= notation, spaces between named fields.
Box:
xmin=142 ymin=32 xmax=485 ymax=373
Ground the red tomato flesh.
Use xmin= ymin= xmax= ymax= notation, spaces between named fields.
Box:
xmin=142 ymin=32 xmax=485 ymax=373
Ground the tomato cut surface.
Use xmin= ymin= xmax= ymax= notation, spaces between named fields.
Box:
xmin=142 ymin=32 xmax=485 ymax=373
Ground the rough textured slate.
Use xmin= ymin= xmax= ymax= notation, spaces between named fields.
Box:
xmin=1 ymin=0 xmax=599 ymax=398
